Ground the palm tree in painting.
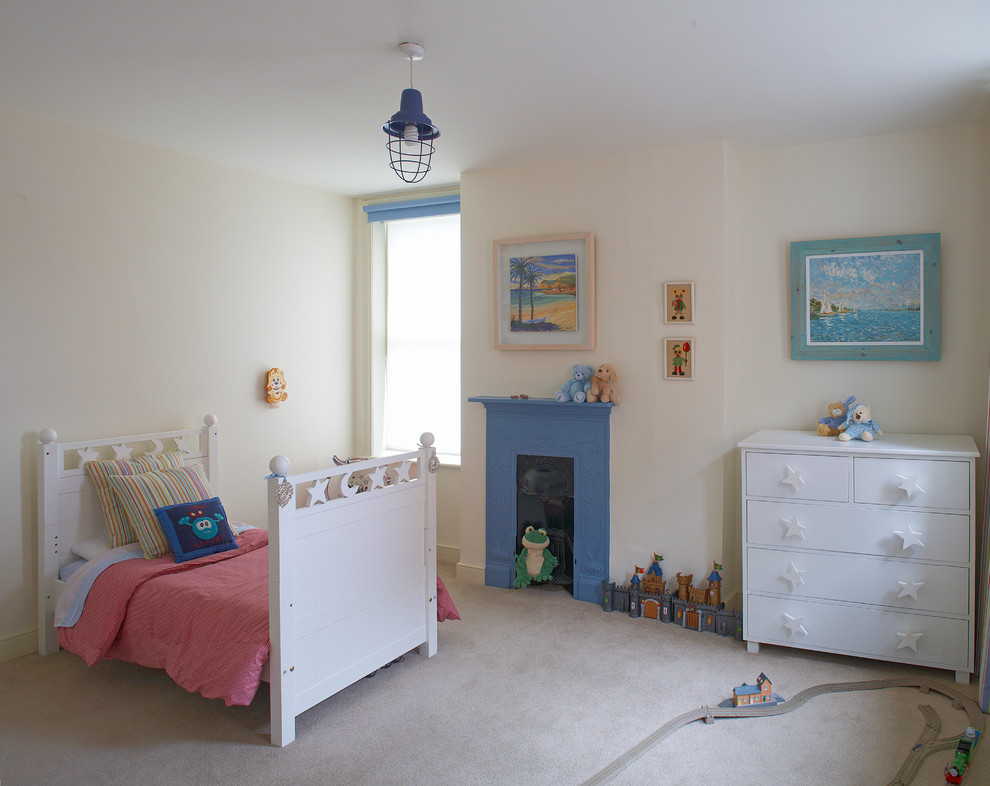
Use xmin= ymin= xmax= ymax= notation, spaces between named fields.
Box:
xmin=509 ymin=257 xmax=533 ymax=323
xmin=522 ymin=264 xmax=543 ymax=321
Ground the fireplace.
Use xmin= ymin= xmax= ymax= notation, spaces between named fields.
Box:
xmin=468 ymin=396 xmax=613 ymax=604
xmin=517 ymin=454 xmax=575 ymax=588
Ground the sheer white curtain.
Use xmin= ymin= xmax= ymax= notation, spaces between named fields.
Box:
xmin=383 ymin=214 xmax=460 ymax=456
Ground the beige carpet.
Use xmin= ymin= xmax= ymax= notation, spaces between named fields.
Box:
xmin=1 ymin=563 xmax=985 ymax=785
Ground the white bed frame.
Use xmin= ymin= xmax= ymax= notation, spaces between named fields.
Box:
xmin=37 ymin=415 xmax=438 ymax=747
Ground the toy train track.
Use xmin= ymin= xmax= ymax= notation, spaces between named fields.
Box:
xmin=582 ymin=678 xmax=984 ymax=786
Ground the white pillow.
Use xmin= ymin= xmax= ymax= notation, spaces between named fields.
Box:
xmin=60 ymin=558 xmax=87 ymax=581
xmin=70 ymin=534 xmax=112 ymax=561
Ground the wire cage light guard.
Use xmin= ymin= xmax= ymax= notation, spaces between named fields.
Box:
xmin=382 ymin=43 xmax=440 ymax=184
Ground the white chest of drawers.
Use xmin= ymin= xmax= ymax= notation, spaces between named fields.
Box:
xmin=739 ymin=429 xmax=979 ymax=683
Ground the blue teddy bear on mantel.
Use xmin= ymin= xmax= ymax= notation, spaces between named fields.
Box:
xmin=555 ymin=364 xmax=594 ymax=403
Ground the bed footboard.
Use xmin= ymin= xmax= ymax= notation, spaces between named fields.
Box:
xmin=266 ymin=434 xmax=438 ymax=747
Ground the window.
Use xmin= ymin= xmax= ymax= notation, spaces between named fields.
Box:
xmin=383 ymin=214 xmax=460 ymax=454
xmin=362 ymin=194 xmax=460 ymax=459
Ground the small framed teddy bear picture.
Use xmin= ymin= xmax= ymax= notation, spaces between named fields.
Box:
xmin=663 ymin=281 xmax=694 ymax=324
xmin=663 ymin=338 xmax=694 ymax=380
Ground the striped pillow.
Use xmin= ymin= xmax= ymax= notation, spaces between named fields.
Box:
xmin=108 ymin=464 xmax=215 ymax=559
xmin=85 ymin=450 xmax=185 ymax=547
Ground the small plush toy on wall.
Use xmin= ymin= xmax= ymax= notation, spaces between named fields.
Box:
xmin=555 ymin=363 xmax=594 ymax=403
xmin=266 ymin=367 xmax=288 ymax=406
xmin=837 ymin=402 xmax=882 ymax=441
xmin=817 ymin=395 xmax=856 ymax=436
xmin=514 ymin=525 xmax=559 ymax=588
xmin=587 ymin=363 xmax=621 ymax=404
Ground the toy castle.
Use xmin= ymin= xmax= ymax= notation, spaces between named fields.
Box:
xmin=602 ymin=556 xmax=743 ymax=640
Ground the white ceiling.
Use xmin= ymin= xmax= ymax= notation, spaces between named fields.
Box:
xmin=2 ymin=1 xmax=988 ymax=197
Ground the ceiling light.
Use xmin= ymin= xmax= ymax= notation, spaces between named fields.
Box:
xmin=382 ymin=42 xmax=440 ymax=184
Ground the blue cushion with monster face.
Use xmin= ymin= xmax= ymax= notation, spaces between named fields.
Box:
xmin=153 ymin=497 xmax=237 ymax=563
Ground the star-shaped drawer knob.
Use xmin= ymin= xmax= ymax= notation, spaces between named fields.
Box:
xmin=780 ymin=562 xmax=806 ymax=590
xmin=782 ymin=613 xmax=808 ymax=636
xmin=781 ymin=517 xmax=807 ymax=540
xmin=894 ymin=525 xmax=925 ymax=551
xmin=896 ymin=629 xmax=924 ymax=652
xmin=896 ymin=579 xmax=925 ymax=601
xmin=896 ymin=474 xmax=926 ymax=499
xmin=780 ymin=465 xmax=805 ymax=492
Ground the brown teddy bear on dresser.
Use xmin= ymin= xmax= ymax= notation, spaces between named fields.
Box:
xmin=817 ymin=395 xmax=855 ymax=436
xmin=587 ymin=363 xmax=621 ymax=404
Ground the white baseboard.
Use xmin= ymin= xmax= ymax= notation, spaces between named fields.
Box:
xmin=437 ymin=544 xmax=460 ymax=566
xmin=0 ymin=628 xmax=38 ymax=663
xmin=455 ymin=561 xmax=485 ymax=585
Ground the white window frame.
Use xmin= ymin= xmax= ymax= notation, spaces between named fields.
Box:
xmin=356 ymin=186 xmax=461 ymax=464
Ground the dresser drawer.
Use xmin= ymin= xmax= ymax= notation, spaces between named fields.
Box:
xmin=745 ymin=452 xmax=849 ymax=502
xmin=746 ymin=547 xmax=969 ymax=615
xmin=745 ymin=500 xmax=971 ymax=562
xmin=854 ymin=458 xmax=971 ymax=510
xmin=745 ymin=594 xmax=970 ymax=670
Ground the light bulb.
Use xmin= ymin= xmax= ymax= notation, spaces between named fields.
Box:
xmin=402 ymin=122 xmax=420 ymax=148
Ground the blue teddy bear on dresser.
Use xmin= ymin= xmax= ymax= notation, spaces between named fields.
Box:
xmin=837 ymin=402 xmax=883 ymax=442
xmin=555 ymin=364 xmax=594 ymax=403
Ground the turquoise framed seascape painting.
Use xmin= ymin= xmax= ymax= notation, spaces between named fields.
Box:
xmin=493 ymin=232 xmax=595 ymax=350
xmin=790 ymin=233 xmax=940 ymax=361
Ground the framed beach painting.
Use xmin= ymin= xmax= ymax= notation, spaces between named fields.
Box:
xmin=790 ymin=233 xmax=940 ymax=361
xmin=663 ymin=338 xmax=693 ymax=380
xmin=493 ymin=232 xmax=595 ymax=350
xmin=664 ymin=281 xmax=694 ymax=324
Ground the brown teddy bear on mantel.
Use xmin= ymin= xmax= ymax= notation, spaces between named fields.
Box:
xmin=587 ymin=363 xmax=621 ymax=404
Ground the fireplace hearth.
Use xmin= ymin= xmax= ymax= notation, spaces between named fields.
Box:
xmin=469 ymin=396 xmax=613 ymax=604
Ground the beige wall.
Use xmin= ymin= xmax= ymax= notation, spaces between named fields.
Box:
xmin=460 ymin=142 xmax=737 ymax=586
xmin=436 ymin=465 xmax=461 ymax=564
xmin=3 ymin=102 xmax=987 ymax=660
xmin=0 ymin=105 xmax=355 ymax=660
xmin=734 ymin=125 xmax=990 ymax=442
xmin=459 ymin=124 xmax=990 ymax=604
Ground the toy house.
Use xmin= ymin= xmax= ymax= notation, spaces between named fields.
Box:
xmin=732 ymin=672 xmax=775 ymax=707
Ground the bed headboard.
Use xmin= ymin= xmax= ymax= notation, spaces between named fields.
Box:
xmin=37 ymin=414 xmax=219 ymax=655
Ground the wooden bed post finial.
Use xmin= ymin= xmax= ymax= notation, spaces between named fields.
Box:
xmin=40 ymin=428 xmax=57 ymax=444
xmin=270 ymin=455 xmax=290 ymax=477
xmin=419 ymin=433 xmax=438 ymax=472
xmin=204 ymin=414 xmax=218 ymax=427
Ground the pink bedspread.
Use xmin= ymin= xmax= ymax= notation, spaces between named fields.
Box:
xmin=437 ymin=576 xmax=460 ymax=621
xmin=57 ymin=529 xmax=270 ymax=706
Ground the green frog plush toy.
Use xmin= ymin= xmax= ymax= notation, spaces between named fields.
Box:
xmin=514 ymin=525 xmax=559 ymax=587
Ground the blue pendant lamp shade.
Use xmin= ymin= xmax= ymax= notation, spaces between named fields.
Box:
xmin=383 ymin=43 xmax=440 ymax=184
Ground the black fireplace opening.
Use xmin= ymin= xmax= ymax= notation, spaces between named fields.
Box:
xmin=516 ymin=455 xmax=574 ymax=592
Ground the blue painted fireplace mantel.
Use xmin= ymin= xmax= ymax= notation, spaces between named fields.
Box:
xmin=468 ymin=396 xmax=613 ymax=604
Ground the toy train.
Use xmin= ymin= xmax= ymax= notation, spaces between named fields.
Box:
xmin=945 ymin=726 xmax=979 ymax=783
